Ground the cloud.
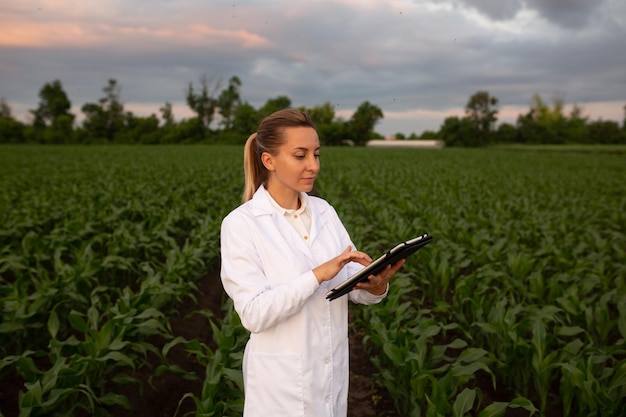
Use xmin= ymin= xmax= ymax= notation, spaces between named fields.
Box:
xmin=454 ymin=0 xmax=524 ymax=21
xmin=525 ymin=0 xmax=605 ymax=28
xmin=454 ymin=0 xmax=611 ymax=29
xmin=1 ymin=0 xmax=624 ymax=135
xmin=0 ymin=17 xmax=272 ymax=50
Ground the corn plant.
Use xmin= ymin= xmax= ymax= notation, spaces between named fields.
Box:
xmin=2 ymin=145 xmax=624 ymax=416
xmin=176 ymin=300 xmax=247 ymax=417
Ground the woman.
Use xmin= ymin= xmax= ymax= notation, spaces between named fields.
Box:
xmin=220 ymin=108 xmax=404 ymax=416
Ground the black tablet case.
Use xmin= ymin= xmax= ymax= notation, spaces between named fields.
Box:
xmin=326 ymin=233 xmax=433 ymax=301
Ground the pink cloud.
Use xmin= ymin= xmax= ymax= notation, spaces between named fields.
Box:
xmin=0 ymin=21 xmax=104 ymax=47
xmin=188 ymin=25 xmax=273 ymax=49
xmin=0 ymin=19 xmax=272 ymax=50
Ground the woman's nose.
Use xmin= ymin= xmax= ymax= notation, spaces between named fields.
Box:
xmin=307 ymin=155 xmax=320 ymax=170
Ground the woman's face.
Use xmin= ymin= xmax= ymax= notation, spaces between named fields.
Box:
xmin=262 ymin=126 xmax=320 ymax=203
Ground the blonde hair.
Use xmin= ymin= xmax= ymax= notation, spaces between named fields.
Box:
xmin=242 ymin=108 xmax=316 ymax=202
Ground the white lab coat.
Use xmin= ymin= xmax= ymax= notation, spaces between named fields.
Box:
xmin=220 ymin=186 xmax=386 ymax=417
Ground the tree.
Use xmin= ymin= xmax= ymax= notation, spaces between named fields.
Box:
xmin=258 ymin=96 xmax=292 ymax=120
xmin=1 ymin=97 xmax=12 ymax=119
xmin=0 ymin=98 xmax=24 ymax=143
xmin=318 ymin=121 xmax=347 ymax=146
xmin=31 ymin=80 xmax=73 ymax=127
xmin=29 ymin=80 xmax=74 ymax=143
xmin=517 ymin=94 xmax=567 ymax=144
xmin=563 ymin=104 xmax=589 ymax=143
xmin=347 ymin=101 xmax=383 ymax=146
xmin=622 ymin=104 xmax=626 ymax=143
xmin=494 ymin=123 xmax=518 ymax=143
xmin=588 ymin=120 xmax=623 ymax=144
xmin=217 ymin=76 xmax=242 ymax=130
xmin=232 ymin=102 xmax=259 ymax=138
xmin=304 ymin=102 xmax=335 ymax=126
xmin=81 ymin=79 xmax=125 ymax=142
xmin=160 ymin=102 xmax=175 ymax=126
xmin=186 ymin=74 xmax=220 ymax=138
xmin=301 ymin=102 xmax=346 ymax=146
xmin=117 ymin=113 xmax=161 ymax=144
xmin=438 ymin=116 xmax=476 ymax=147
xmin=465 ymin=90 xmax=498 ymax=146
xmin=419 ymin=130 xmax=438 ymax=139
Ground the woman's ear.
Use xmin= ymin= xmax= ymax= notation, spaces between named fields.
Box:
xmin=261 ymin=152 xmax=274 ymax=171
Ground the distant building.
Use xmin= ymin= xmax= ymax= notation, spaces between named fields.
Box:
xmin=367 ymin=139 xmax=444 ymax=148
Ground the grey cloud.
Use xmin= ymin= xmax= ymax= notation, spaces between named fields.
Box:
xmin=208 ymin=0 xmax=625 ymax=115
xmin=1 ymin=0 xmax=624 ymax=134
xmin=525 ymin=0 xmax=605 ymax=29
xmin=455 ymin=0 xmax=607 ymax=29
xmin=455 ymin=0 xmax=523 ymax=21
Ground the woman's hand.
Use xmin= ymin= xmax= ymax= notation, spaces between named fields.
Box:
xmin=353 ymin=258 xmax=405 ymax=295
xmin=313 ymin=246 xmax=372 ymax=284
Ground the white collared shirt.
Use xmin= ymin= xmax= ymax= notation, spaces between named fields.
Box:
xmin=267 ymin=192 xmax=312 ymax=244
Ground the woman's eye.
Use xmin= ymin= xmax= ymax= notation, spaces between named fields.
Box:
xmin=295 ymin=155 xmax=305 ymax=160
xmin=314 ymin=153 xmax=320 ymax=159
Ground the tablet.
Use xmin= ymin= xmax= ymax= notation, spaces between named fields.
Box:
xmin=325 ymin=233 xmax=433 ymax=301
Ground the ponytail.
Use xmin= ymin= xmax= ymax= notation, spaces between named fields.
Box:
xmin=243 ymin=132 xmax=264 ymax=202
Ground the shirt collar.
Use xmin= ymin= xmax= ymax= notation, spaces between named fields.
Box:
xmin=266 ymin=189 xmax=308 ymax=217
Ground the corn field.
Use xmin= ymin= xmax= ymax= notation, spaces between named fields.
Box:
xmin=1 ymin=145 xmax=624 ymax=417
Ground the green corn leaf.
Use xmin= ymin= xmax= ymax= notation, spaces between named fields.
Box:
xmin=111 ymin=372 xmax=138 ymax=385
xmin=96 ymin=351 xmax=135 ymax=369
xmin=223 ymin=368 xmax=244 ymax=390
xmin=452 ymin=388 xmax=476 ymax=417
xmin=162 ymin=336 xmax=188 ymax=357
xmin=95 ymin=320 xmax=114 ymax=351
xmin=508 ymin=397 xmax=538 ymax=414
xmin=47 ymin=310 xmax=60 ymax=339
xmin=562 ymin=339 xmax=584 ymax=356
xmin=556 ymin=326 xmax=585 ymax=337
xmin=608 ymin=362 xmax=626 ymax=394
xmin=68 ymin=310 xmax=87 ymax=333
xmin=451 ymin=360 xmax=492 ymax=378
xmin=21 ymin=381 xmax=43 ymax=406
xmin=136 ymin=318 xmax=167 ymax=335
xmin=135 ymin=307 xmax=163 ymax=320
xmin=477 ymin=402 xmax=508 ymax=417
xmin=40 ymin=388 xmax=75 ymax=408
xmin=0 ymin=322 xmax=25 ymax=333
xmin=0 ymin=254 xmax=28 ymax=273
xmin=108 ymin=338 xmax=130 ymax=351
xmin=382 ymin=342 xmax=404 ymax=366
xmin=99 ymin=392 xmax=132 ymax=409
xmin=457 ymin=347 xmax=488 ymax=364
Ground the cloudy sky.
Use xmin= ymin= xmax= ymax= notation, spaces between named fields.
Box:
xmin=1 ymin=0 xmax=625 ymax=135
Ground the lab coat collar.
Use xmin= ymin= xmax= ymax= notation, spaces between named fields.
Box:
xmin=249 ymin=186 xmax=328 ymax=257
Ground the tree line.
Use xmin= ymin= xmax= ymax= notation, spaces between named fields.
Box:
xmin=0 ymin=77 xmax=624 ymax=146
xmin=0 ymin=77 xmax=383 ymax=146
xmin=438 ymin=91 xmax=626 ymax=147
